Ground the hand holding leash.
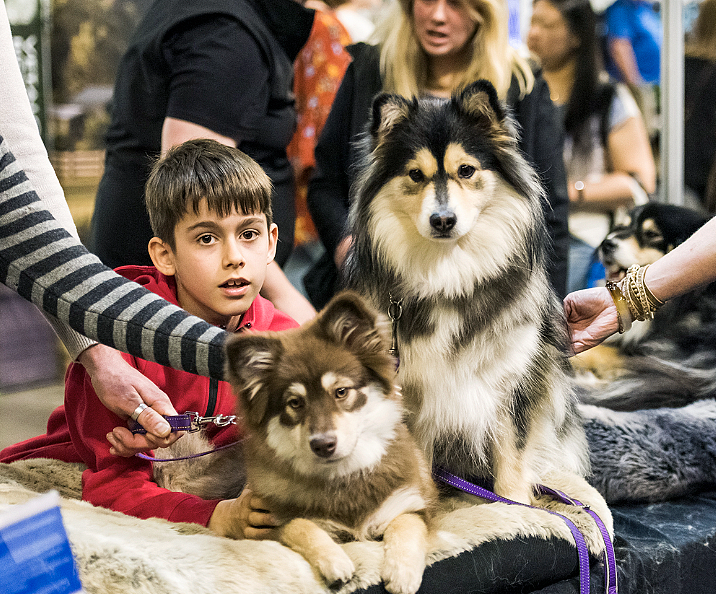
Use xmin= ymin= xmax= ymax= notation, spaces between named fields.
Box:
xmin=78 ymin=344 xmax=183 ymax=456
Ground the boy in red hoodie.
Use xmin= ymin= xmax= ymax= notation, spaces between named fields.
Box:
xmin=0 ymin=139 xmax=298 ymax=538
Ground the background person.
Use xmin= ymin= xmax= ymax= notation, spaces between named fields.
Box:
xmin=87 ymin=0 xmax=317 ymax=324
xmin=527 ymin=0 xmax=655 ymax=293
xmin=305 ymin=0 xmax=571 ymax=309
xmin=603 ymin=0 xmax=661 ymax=140
xmin=684 ymin=0 xmax=716 ymax=212
xmin=288 ymin=3 xmax=352 ymax=247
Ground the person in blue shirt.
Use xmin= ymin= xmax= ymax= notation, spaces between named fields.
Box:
xmin=604 ymin=0 xmax=661 ymax=138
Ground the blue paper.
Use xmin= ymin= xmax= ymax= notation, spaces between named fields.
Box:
xmin=0 ymin=491 xmax=83 ymax=594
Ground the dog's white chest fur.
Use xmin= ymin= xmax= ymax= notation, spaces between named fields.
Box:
xmin=399 ymin=307 xmax=541 ymax=456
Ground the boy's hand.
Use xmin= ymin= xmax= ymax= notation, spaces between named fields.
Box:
xmin=78 ymin=344 xmax=182 ymax=456
xmin=208 ymin=488 xmax=281 ymax=540
xmin=106 ymin=426 xmax=185 ymax=457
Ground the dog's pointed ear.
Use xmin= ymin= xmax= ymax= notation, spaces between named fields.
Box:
xmin=370 ymin=92 xmax=412 ymax=141
xmin=225 ymin=334 xmax=282 ymax=426
xmin=318 ymin=291 xmax=391 ymax=356
xmin=454 ymin=79 xmax=506 ymax=126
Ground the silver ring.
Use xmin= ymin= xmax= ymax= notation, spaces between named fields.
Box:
xmin=130 ymin=403 xmax=149 ymax=421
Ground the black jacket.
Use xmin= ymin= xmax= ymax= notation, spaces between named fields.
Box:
xmin=89 ymin=0 xmax=313 ymax=268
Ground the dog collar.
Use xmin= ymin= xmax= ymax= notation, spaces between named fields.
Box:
xmin=129 ymin=411 xmax=237 ymax=435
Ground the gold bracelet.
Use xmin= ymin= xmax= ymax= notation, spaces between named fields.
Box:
xmin=641 ymin=264 xmax=664 ymax=309
xmin=621 ymin=264 xmax=664 ymax=321
xmin=606 ymin=281 xmax=633 ymax=333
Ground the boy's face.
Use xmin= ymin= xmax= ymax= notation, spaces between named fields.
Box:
xmin=150 ymin=200 xmax=277 ymax=328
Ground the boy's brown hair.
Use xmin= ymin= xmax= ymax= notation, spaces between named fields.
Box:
xmin=145 ymin=139 xmax=273 ymax=248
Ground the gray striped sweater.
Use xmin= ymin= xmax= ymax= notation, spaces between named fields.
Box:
xmin=0 ymin=135 xmax=227 ymax=380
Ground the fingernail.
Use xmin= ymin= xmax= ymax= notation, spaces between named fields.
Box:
xmin=156 ymin=421 xmax=171 ymax=438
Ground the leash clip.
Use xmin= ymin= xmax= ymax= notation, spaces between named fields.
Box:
xmin=185 ymin=411 xmax=238 ymax=432
xmin=387 ymin=295 xmax=403 ymax=361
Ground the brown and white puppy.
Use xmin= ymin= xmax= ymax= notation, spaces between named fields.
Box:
xmin=222 ymin=291 xmax=437 ymax=594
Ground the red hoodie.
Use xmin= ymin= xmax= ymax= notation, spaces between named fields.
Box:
xmin=0 ymin=266 xmax=298 ymax=526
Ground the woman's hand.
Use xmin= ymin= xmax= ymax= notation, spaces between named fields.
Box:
xmin=563 ymin=287 xmax=620 ymax=354
xmin=78 ymin=344 xmax=182 ymax=456
xmin=208 ymin=488 xmax=281 ymax=539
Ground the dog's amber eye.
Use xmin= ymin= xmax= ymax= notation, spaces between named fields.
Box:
xmin=335 ymin=387 xmax=349 ymax=399
xmin=458 ymin=164 xmax=475 ymax=179
xmin=286 ymin=396 xmax=304 ymax=410
xmin=408 ymin=169 xmax=424 ymax=183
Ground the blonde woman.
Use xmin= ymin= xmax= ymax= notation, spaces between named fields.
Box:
xmin=306 ymin=0 xmax=570 ymax=308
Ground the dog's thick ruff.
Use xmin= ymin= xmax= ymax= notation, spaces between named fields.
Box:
xmin=0 ymin=459 xmax=610 ymax=594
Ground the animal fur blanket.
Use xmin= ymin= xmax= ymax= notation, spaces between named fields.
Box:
xmin=4 ymin=395 xmax=715 ymax=592
xmin=0 ymin=459 xmax=610 ymax=594
xmin=581 ymin=398 xmax=716 ymax=504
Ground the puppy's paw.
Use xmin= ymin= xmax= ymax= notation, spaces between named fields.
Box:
xmin=381 ymin=513 xmax=428 ymax=594
xmin=315 ymin=547 xmax=355 ymax=585
xmin=381 ymin=555 xmax=425 ymax=594
xmin=280 ymin=518 xmax=356 ymax=585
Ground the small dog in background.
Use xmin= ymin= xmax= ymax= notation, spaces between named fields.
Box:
xmin=157 ymin=291 xmax=437 ymax=594
xmin=599 ymin=202 xmax=710 ymax=284
xmin=344 ymin=80 xmax=588 ymax=506
xmin=575 ymin=202 xmax=716 ymax=406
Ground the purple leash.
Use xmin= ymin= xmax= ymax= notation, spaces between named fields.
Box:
xmin=432 ymin=467 xmax=617 ymax=594
xmin=129 ymin=412 xmax=243 ymax=461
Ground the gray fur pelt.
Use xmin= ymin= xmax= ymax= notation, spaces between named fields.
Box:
xmin=582 ymin=399 xmax=716 ymax=503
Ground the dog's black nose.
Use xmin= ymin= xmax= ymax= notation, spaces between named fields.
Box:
xmin=600 ymin=238 xmax=617 ymax=255
xmin=310 ymin=434 xmax=337 ymax=458
xmin=430 ymin=212 xmax=457 ymax=234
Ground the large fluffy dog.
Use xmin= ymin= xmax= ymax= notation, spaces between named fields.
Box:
xmin=156 ymin=291 xmax=437 ymax=594
xmin=343 ymin=80 xmax=588 ymax=506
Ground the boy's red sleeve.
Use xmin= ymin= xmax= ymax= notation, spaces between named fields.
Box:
xmin=64 ymin=361 xmax=220 ymax=525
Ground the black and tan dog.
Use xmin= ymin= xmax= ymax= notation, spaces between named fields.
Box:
xmin=344 ymin=80 xmax=588 ymax=506
xmin=576 ymin=202 xmax=716 ymax=404
xmin=599 ymin=202 xmax=710 ymax=283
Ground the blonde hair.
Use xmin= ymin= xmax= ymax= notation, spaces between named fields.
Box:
xmin=375 ymin=0 xmax=533 ymax=99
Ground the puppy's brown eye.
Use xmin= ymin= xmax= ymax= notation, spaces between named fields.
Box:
xmin=458 ymin=164 xmax=475 ymax=178
xmin=408 ymin=169 xmax=424 ymax=183
xmin=335 ymin=387 xmax=349 ymax=399
xmin=287 ymin=397 xmax=304 ymax=410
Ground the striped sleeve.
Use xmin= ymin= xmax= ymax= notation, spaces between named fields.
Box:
xmin=0 ymin=135 xmax=228 ymax=380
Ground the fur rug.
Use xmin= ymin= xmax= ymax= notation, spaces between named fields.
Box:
xmin=0 ymin=459 xmax=610 ymax=594
xmin=581 ymin=399 xmax=716 ymax=504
